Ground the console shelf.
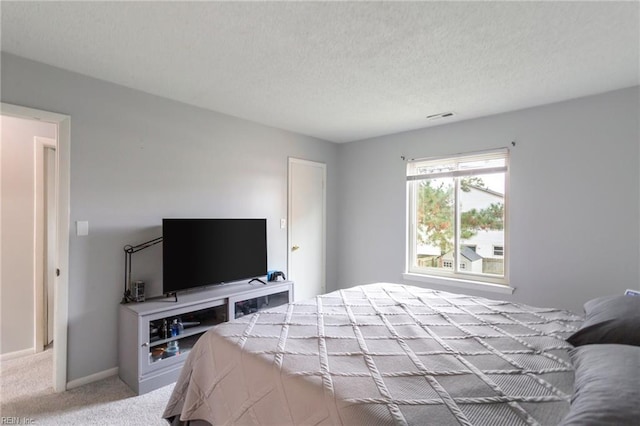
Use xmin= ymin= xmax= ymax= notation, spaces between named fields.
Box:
xmin=118 ymin=280 xmax=293 ymax=394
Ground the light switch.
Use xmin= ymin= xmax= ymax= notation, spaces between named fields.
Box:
xmin=77 ymin=221 xmax=89 ymax=236
xmin=280 ymin=218 xmax=286 ymax=229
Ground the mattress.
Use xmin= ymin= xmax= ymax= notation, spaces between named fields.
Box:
xmin=163 ymin=283 xmax=582 ymax=425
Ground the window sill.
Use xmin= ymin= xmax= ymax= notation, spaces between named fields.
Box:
xmin=402 ymin=272 xmax=514 ymax=295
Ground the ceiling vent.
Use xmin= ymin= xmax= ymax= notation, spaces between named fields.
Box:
xmin=426 ymin=112 xmax=455 ymax=121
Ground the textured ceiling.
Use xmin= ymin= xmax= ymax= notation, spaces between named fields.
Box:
xmin=1 ymin=1 xmax=638 ymax=143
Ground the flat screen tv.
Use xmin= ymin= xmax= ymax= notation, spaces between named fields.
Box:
xmin=162 ymin=218 xmax=267 ymax=294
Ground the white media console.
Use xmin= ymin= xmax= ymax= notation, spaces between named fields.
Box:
xmin=118 ymin=280 xmax=294 ymax=394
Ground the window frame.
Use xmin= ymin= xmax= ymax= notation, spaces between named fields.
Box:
xmin=405 ymin=149 xmax=510 ymax=289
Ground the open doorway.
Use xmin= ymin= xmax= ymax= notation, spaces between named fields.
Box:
xmin=1 ymin=103 xmax=70 ymax=392
xmin=1 ymin=117 xmax=56 ymax=360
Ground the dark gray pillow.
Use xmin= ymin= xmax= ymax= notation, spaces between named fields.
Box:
xmin=566 ymin=295 xmax=640 ymax=346
xmin=561 ymin=344 xmax=640 ymax=425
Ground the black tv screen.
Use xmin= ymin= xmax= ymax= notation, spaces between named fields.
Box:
xmin=162 ymin=218 xmax=267 ymax=294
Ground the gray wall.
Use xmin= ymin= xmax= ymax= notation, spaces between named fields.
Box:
xmin=337 ymin=87 xmax=640 ymax=314
xmin=2 ymin=51 xmax=639 ymax=382
xmin=1 ymin=115 xmax=56 ymax=355
xmin=1 ymin=53 xmax=339 ymax=381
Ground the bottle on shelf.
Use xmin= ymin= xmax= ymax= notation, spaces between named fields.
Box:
xmin=170 ymin=318 xmax=185 ymax=336
xmin=161 ymin=319 xmax=169 ymax=339
xmin=166 ymin=340 xmax=179 ymax=357
xmin=171 ymin=319 xmax=179 ymax=337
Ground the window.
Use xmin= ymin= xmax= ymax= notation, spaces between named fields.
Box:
xmin=407 ymin=150 xmax=508 ymax=285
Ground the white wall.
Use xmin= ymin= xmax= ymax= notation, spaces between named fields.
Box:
xmin=337 ymin=87 xmax=640 ymax=314
xmin=0 ymin=53 xmax=339 ymax=382
xmin=0 ymin=115 xmax=56 ymax=355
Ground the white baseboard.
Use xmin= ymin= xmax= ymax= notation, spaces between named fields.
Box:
xmin=0 ymin=347 xmax=36 ymax=361
xmin=66 ymin=367 xmax=119 ymax=390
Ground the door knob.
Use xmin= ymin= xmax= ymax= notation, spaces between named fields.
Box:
xmin=291 ymin=245 xmax=300 ymax=251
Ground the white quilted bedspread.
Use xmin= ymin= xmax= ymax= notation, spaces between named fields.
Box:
xmin=163 ymin=283 xmax=582 ymax=425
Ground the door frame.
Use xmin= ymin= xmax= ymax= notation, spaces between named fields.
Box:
xmin=287 ymin=157 xmax=327 ymax=299
xmin=2 ymin=103 xmax=70 ymax=392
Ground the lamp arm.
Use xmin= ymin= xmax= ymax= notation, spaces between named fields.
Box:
xmin=124 ymin=236 xmax=163 ymax=254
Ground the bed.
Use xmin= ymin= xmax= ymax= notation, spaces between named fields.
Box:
xmin=163 ymin=283 xmax=590 ymax=425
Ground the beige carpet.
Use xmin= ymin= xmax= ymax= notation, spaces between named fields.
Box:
xmin=0 ymin=349 xmax=174 ymax=425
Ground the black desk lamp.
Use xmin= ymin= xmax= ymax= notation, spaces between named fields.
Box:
xmin=122 ymin=237 xmax=163 ymax=304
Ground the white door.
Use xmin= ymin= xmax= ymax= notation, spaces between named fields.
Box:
xmin=45 ymin=147 xmax=56 ymax=345
xmin=34 ymin=137 xmax=56 ymax=351
xmin=288 ymin=158 xmax=326 ymax=301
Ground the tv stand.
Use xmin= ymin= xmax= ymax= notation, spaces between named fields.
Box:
xmin=249 ymin=277 xmax=267 ymax=285
xmin=118 ymin=280 xmax=293 ymax=395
